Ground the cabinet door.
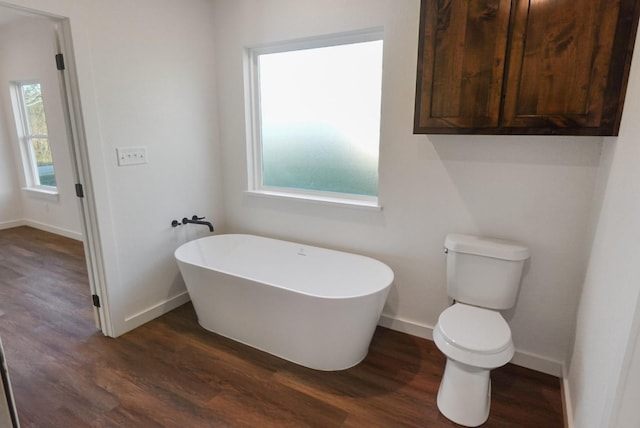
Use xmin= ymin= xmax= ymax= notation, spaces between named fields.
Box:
xmin=414 ymin=0 xmax=512 ymax=132
xmin=503 ymin=0 xmax=637 ymax=134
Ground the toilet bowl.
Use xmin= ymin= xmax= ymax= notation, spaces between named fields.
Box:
xmin=433 ymin=303 xmax=515 ymax=427
xmin=434 ymin=234 xmax=528 ymax=426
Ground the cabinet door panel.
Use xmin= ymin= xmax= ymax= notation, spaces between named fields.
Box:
xmin=414 ymin=0 xmax=511 ymax=132
xmin=503 ymin=0 xmax=620 ymax=130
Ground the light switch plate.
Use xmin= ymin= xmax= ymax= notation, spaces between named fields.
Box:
xmin=116 ymin=146 xmax=148 ymax=166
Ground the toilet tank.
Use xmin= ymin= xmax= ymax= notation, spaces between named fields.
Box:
xmin=445 ymin=234 xmax=530 ymax=310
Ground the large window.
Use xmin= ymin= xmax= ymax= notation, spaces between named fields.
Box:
xmin=11 ymin=81 xmax=57 ymax=191
xmin=246 ymin=30 xmax=384 ymax=206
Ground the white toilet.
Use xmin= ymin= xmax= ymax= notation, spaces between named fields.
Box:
xmin=434 ymin=234 xmax=530 ymax=427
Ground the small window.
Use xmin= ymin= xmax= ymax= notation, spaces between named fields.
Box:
xmin=246 ymin=30 xmax=384 ymax=206
xmin=11 ymin=81 xmax=57 ymax=190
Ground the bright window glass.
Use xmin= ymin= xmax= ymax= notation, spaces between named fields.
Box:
xmin=14 ymin=82 xmax=57 ymax=188
xmin=248 ymin=32 xmax=383 ymax=202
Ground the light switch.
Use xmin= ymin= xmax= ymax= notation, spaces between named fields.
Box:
xmin=116 ymin=146 xmax=148 ymax=166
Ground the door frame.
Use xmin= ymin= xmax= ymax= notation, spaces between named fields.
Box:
xmin=54 ymin=19 xmax=112 ymax=336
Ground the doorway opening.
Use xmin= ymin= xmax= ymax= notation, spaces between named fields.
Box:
xmin=0 ymin=4 xmax=110 ymax=336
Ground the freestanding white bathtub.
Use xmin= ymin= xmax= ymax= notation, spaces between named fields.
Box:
xmin=174 ymin=234 xmax=394 ymax=371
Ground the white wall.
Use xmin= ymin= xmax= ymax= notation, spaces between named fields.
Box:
xmin=0 ymin=0 xmax=225 ymax=336
xmin=566 ymin=29 xmax=640 ymax=427
xmin=0 ymin=16 xmax=81 ymax=237
xmin=0 ymin=89 xmax=22 ymax=227
xmin=613 ymin=314 xmax=640 ymax=428
xmin=212 ymin=0 xmax=602 ymax=374
xmin=0 ymin=16 xmax=21 ymax=226
xmin=83 ymin=0 xmax=224 ymax=331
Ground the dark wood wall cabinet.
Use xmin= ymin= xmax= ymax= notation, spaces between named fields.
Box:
xmin=414 ymin=0 xmax=640 ymax=136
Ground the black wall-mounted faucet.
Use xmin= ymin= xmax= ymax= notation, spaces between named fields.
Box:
xmin=171 ymin=215 xmax=214 ymax=232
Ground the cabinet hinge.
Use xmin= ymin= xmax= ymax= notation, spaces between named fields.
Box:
xmin=92 ymin=294 xmax=101 ymax=308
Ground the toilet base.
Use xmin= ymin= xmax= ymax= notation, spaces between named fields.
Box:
xmin=436 ymin=358 xmax=491 ymax=427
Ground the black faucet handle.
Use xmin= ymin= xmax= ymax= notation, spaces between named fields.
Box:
xmin=192 ymin=215 xmax=205 ymax=221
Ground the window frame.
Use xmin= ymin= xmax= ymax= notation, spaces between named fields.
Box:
xmin=244 ymin=28 xmax=384 ymax=209
xmin=10 ymin=80 xmax=58 ymax=195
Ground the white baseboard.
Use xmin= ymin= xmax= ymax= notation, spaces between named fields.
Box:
xmin=378 ymin=313 xmax=563 ymax=377
xmin=511 ymin=350 xmax=563 ymax=377
xmin=0 ymin=219 xmax=82 ymax=241
xmin=561 ymin=364 xmax=575 ymax=428
xmin=0 ymin=220 xmax=24 ymax=230
xmin=121 ymin=291 xmax=191 ymax=334
xmin=24 ymin=220 xmax=83 ymax=241
xmin=379 ymin=313 xmax=433 ymax=340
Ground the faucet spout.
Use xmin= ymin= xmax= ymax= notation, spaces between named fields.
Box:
xmin=181 ymin=217 xmax=214 ymax=232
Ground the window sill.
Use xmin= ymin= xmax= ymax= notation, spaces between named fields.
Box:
xmin=22 ymin=187 xmax=59 ymax=202
xmin=245 ymin=190 xmax=383 ymax=211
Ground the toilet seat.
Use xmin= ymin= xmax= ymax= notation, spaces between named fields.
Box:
xmin=434 ymin=303 xmax=514 ymax=368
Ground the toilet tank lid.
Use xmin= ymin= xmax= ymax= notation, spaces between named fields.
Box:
xmin=445 ymin=234 xmax=530 ymax=261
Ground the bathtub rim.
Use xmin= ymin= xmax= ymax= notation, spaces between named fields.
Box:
xmin=174 ymin=233 xmax=394 ymax=300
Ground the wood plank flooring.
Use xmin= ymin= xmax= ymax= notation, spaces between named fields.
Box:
xmin=0 ymin=226 xmax=564 ymax=427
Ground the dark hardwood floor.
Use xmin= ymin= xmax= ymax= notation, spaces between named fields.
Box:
xmin=0 ymin=226 xmax=564 ymax=427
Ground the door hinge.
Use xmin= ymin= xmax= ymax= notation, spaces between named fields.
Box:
xmin=92 ymin=294 xmax=101 ymax=308
xmin=55 ymin=53 xmax=65 ymax=71
xmin=75 ymin=183 xmax=84 ymax=198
